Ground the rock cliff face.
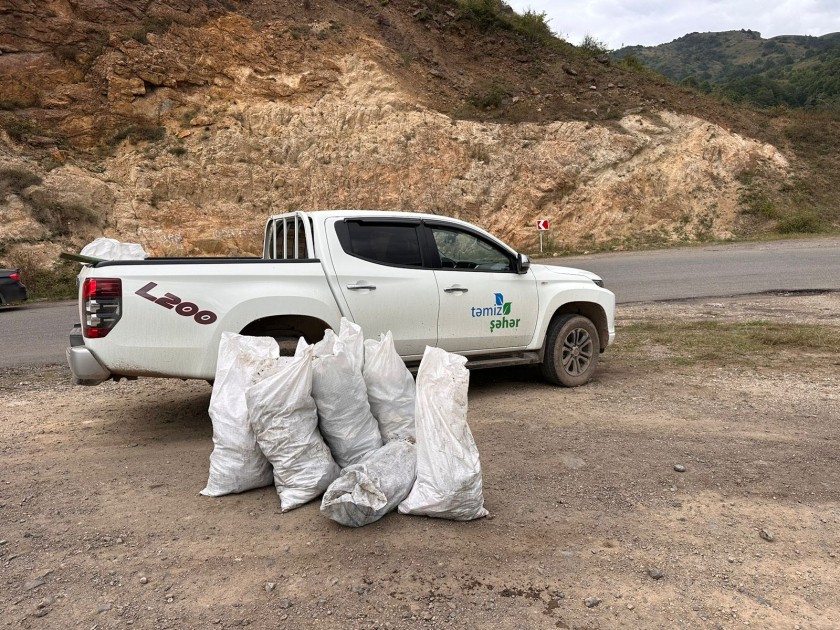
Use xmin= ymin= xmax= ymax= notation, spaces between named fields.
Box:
xmin=0 ymin=2 xmax=790 ymax=267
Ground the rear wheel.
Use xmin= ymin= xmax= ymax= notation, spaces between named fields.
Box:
xmin=246 ymin=328 xmax=306 ymax=356
xmin=540 ymin=314 xmax=600 ymax=387
xmin=273 ymin=334 xmax=302 ymax=356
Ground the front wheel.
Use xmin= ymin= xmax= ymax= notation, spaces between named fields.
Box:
xmin=540 ymin=314 xmax=600 ymax=387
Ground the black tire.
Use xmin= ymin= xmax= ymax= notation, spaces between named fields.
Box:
xmin=540 ymin=314 xmax=600 ymax=387
xmin=250 ymin=329 xmax=305 ymax=356
xmin=273 ymin=335 xmax=301 ymax=356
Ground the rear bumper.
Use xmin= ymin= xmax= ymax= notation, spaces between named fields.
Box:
xmin=0 ymin=283 xmax=28 ymax=304
xmin=67 ymin=327 xmax=111 ymax=385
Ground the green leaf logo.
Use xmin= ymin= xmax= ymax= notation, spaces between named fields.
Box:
xmin=502 ymin=302 xmax=511 ymax=315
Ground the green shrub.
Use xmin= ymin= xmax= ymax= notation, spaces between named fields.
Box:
xmin=776 ymin=211 xmax=824 ymax=234
xmin=111 ymin=124 xmax=166 ymax=145
xmin=457 ymin=0 xmax=556 ymax=44
xmin=1 ymin=116 xmax=44 ymax=142
xmin=55 ymin=45 xmax=80 ymax=62
xmin=468 ymin=85 xmax=506 ymax=109
xmin=28 ymin=261 xmax=79 ymax=301
xmin=27 ymin=197 xmax=103 ymax=236
xmin=5 ymin=251 xmax=77 ymax=301
xmin=579 ymin=33 xmax=610 ymax=55
xmin=168 ymin=145 xmax=188 ymax=156
xmin=509 ymin=10 xmax=554 ymax=44
xmin=739 ymin=191 xmax=778 ymax=219
xmin=457 ymin=0 xmax=506 ymax=30
xmin=0 ymin=168 xmax=42 ymax=197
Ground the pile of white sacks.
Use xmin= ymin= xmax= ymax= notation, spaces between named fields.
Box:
xmin=200 ymin=319 xmax=488 ymax=526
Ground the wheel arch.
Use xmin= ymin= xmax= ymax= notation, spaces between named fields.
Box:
xmin=239 ymin=314 xmax=331 ymax=343
xmin=547 ymin=302 xmax=609 ymax=352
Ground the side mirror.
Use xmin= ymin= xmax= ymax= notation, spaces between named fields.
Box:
xmin=516 ymin=253 xmax=531 ymax=274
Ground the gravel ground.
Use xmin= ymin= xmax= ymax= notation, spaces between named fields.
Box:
xmin=1 ymin=292 xmax=838 ymax=629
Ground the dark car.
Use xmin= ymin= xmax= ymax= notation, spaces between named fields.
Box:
xmin=0 ymin=268 xmax=28 ymax=305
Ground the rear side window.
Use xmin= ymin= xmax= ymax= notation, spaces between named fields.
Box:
xmin=339 ymin=222 xmax=424 ymax=267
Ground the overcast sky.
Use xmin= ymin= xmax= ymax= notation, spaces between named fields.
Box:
xmin=505 ymin=0 xmax=840 ymax=49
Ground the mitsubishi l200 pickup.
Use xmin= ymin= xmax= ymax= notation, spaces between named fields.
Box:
xmin=68 ymin=211 xmax=615 ymax=387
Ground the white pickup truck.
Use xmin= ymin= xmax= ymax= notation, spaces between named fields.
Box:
xmin=68 ymin=211 xmax=615 ymax=387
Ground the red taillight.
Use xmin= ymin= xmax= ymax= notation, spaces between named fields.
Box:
xmin=82 ymin=278 xmax=122 ymax=338
xmin=10 ymin=272 xmax=20 ymax=281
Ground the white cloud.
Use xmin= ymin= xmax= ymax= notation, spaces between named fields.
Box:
xmin=505 ymin=0 xmax=840 ymax=48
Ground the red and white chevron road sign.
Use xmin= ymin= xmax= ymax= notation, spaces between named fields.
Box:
xmin=536 ymin=219 xmax=549 ymax=231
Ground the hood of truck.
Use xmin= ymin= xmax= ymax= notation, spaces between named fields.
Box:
xmin=530 ymin=263 xmax=603 ymax=285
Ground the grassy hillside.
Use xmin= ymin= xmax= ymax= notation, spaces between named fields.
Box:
xmin=615 ymin=30 xmax=840 ymax=110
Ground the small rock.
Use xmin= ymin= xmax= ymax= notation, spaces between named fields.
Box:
xmin=190 ymin=115 xmax=213 ymax=127
xmin=647 ymin=568 xmax=664 ymax=580
xmin=97 ymin=603 xmax=112 ymax=614
xmin=34 ymin=609 xmax=49 ymax=618
xmin=759 ymin=528 xmax=775 ymax=542
xmin=584 ymin=596 xmax=601 ymax=608
xmin=116 ymin=537 xmax=123 ymax=544
xmin=265 ymin=582 xmax=276 ymax=592
xmin=23 ymin=578 xmax=45 ymax=592
xmin=728 ymin=556 xmax=736 ymax=563
xmin=674 ymin=464 xmax=686 ymax=473
xmin=626 ymin=603 xmax=634 ymax=610
xmin=139 ymin=576 xmax=148 ymax=585
xmin=0 ymin=539 xmax=7 ymax=545
xmin=37 ymin=596 xmax=56 ymax=609
xmin=279 ymin=599 xmax=292 ymax=609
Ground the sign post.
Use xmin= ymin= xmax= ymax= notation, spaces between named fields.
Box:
xmin=536 ymin=219 xmax=549 ymax=254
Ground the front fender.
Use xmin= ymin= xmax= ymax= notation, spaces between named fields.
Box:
xmin=529 ymin=284 xmax=616 ymax=351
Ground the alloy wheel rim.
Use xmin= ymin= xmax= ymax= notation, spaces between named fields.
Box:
xmin=561 ymin=327 xmax=593 ymax=375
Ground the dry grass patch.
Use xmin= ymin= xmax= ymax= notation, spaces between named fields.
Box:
xmin=613 ymin=319 xmax=840 ymax=367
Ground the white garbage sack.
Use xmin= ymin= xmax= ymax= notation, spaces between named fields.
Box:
xmin=200 ymin=333 xmax=280 ymax=497
xmin=320 ymin=439 xmax=417 ymax=527
xmin=398 ymin=346 xmax=488 ymax=521
xmin=302 ymin=319 xmax=382 ymax=468
xmin=363 ymin=332 xmax=416 ymax=441
xmin=246 ymin=344 xmax=340 ymax=512
xmin=80 ymin=237 xmax=147 ymax=260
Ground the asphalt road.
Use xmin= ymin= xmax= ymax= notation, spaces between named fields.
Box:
xmin=2 ymin=237 xmax=839 ymax=369
xmin=542 ymin=236 xmax=840 ymax=303
xmin=0 ymin=300 xmax=78 ymax=369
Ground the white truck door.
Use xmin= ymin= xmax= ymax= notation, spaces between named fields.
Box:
xmin=325 ymin=218 xmax=439 ymax=357
xmin=426 ymin=222 xmax=539 ymax=352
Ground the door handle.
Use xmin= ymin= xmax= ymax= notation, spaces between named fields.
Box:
xmin=347 ymin=283 xmax=377 ymax=291
xmin=444 ymin=286 xmax=468 ymax=293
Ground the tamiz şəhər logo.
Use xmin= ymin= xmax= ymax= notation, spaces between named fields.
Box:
xmin=470 ymin=293 xmax=521 ymax=333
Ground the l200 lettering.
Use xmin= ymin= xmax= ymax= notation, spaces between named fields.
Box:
xmin=135 ymin=282 xmax=218 ymax=325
